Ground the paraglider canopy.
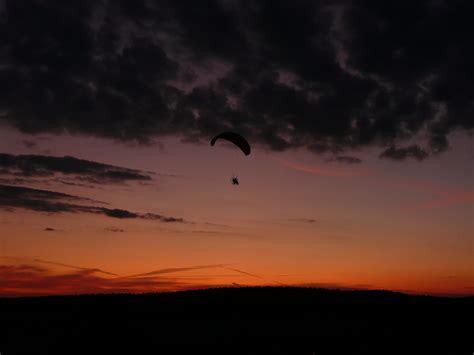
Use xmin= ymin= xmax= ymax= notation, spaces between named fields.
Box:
xmin=210 ymin=132 xmax=251 ymax=156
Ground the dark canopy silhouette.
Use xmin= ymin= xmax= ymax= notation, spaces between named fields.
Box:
xmin=210 ymin=132 xmax=251 ymax=156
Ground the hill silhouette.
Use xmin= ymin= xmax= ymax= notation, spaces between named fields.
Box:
xmin=0 ymin=287 xmax=472 ymax=354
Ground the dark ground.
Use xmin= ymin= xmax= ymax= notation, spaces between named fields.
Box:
xmin=0 ymin=287 xmax=472 ymax=354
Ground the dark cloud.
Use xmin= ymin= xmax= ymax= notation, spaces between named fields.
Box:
xmin=0 ymin=183 xmax=96 ymax=206
xmin=0 ymin=153 xmax=152 ymax=184
xmin=0 ymin=0 xmax=472 ymax=159
xmin=141 ymin=213 xmax=185 ymax=223
xmin=103 ymin=208 xmax=138 ymax=219
xmin=44 ymin=227 xmax=57 ymax=232
xmin=0 ymin=176 xmax=48 ymax=185
xmin=155 ymin=173 xmax=186 ymax=179
xmin=289 ymin=218 xmax=318 ymax=224
xmin=21 ymin=139 xmax=37 ymax=149
xmin=56 ymin=180 xmax=97 ymax=189
xmin=379 ymin=145 xmax=429 ymax=161
xmin=326 ymin=156 xmax=362 ymax=164
xmin=105 ymin=226 xmax=125 ymax=233
xmin=0 ymin=184 xmax=187 ymax=222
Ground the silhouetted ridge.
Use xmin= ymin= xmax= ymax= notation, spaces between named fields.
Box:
xmin=1 ymin=287 xmax=471 ymax=354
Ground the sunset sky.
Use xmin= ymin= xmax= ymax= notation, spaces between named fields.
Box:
xmin=0 ymin=0 xmax=472 ymax=297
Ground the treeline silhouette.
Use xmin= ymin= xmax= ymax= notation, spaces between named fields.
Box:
xmin=0 ymin=287 xmax=472 ymax=354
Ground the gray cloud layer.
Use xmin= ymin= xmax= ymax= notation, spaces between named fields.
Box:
xmin=0 ymin=0 xmax=472 ymax=160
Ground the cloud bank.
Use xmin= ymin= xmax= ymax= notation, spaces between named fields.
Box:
xmin=0 ymin=0 xmax=472 ymax=160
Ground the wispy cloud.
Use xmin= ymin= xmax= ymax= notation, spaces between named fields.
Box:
xmin=380 ymin=145 xmax=428 ymax=161
xmin=0 ymin=184 xmax=188 ymax=223
xmin=105 ymin=227 xmax=125 ymax=233
xmin=392 ymin=180 xmax=474 ymax=210
xmin=21 ymin=140 xmax=37 ymax=149
xmin=224 ymin=267 xmax=265 ymax=280
xmin=0 ymin=153 xmax=152 ymax=185
xmin=325 ymin=156 xmax=362 ymax=164
xmin=223 ymin=267 xmax=287 ymax=286
xmin=43 ymin=227 xmax=58 ymax=232
xmin=273 ymin=157 xmax=366 ymax=177
xmin=129 ymin=264 xmax=229 ymax=278
xmin=0 ymin=259 xmax=232 ymax=297
xmin=0 ymin=264 xmax=186 ymax=296
xmin=0 ymin=256 xmax=293 ymax=296
xmin=412 ymin=191 xmax=474 ymax=210
xmin=288 ymin=218 xmax=318 ymax=224
xmin=33 ymin=258 xmax=118 ymax=276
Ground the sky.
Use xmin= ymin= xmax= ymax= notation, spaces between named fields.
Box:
xmin=0 ymin=0 xmax=472 ymax=297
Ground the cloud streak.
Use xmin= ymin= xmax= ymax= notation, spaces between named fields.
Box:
xmin=105 ymin=227 xmax=125 ymax=233
xmin=33 ymin=258 xmax=118 ymax=276
xmin=0 ymin=153 xmax=152 ymax=185
xmin=0 ymin=264 xmax=188 ymax=297
xmin=0 ymin=259 xmax=236 ymax=297
xmin=0 ymin=184 xmax=187 ymax=223
xmin=43 ymin=227 xmax=58 ymax=232
xmin=129 ymin=264 xmax=229 ymax=278
xmin=326 ymin=156 xmax=362 ymax=164
xmin=223 ymin=267 xmax=287 ymax=286
xmin=380 ymin=145 xmax=429 ymax=161
xmin=389 ymin=179 xmax=474 ymax=210
xmin=289 ymin=218 xmax=318 ymax=224
xmin=273 ymin=157 xmax=366 ymax=177
xmin=411 ymin=191 xmax=474 ymax=210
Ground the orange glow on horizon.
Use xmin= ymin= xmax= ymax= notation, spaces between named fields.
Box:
xmin=0 ymin=135 xmax=472 ymax=298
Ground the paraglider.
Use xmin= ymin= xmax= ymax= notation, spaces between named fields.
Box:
xmin=210 ymin=132 xmax=251 ymax=156
xmin=210 ymin=132 xmax=250 ymax=185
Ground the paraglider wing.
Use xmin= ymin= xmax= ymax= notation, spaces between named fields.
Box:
xmin=210 ymin=132 xmax=251 ymax=156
